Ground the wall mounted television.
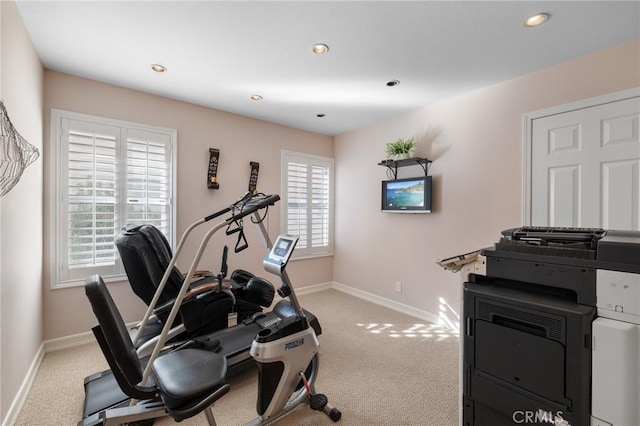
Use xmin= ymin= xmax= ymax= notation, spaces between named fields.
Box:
xmin=381 ymin=176 xmax=432 ymax=213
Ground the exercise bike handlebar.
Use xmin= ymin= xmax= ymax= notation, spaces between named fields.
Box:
xmin=201 ymin=191 xmax=251 ymax=223
xmin=203 ymin=193 xmax=280 ymax=223
xmin=225 ymin=194 xmax=280 ymax=223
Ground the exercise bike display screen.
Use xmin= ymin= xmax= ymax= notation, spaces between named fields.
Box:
xmin=274 ymin=239 xmax=292 ymax=258
xmin=264 ymin=234 xmax=299 ymax=276
xmin=268 ymin=235 xmax=298 ymax=262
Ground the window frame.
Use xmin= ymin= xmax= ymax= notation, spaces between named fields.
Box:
xmin=280 ymin=150 xmax=334 ymax=260
xmin=49 ymin=109 xmax=177 ymax=289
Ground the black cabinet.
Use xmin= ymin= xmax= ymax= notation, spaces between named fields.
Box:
xmin=463 ymin=263 xmax=595 ymax=426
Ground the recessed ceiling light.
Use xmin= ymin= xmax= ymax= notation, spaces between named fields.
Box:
xmin=312 ymin=43 xmax=329 ymax=54
xmin=250 ymin=95 xmax=263 ymax=101
xmin=524 ymin=13 xmax=549 ymax=27
xmin=386 ymin=80 xmax=400 ymax=87
xmin=151 ymin=64 xmax=167 ymax=73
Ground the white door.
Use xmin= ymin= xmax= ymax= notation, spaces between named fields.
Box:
xmin=529 ymin=94 xmax=640 ymax=230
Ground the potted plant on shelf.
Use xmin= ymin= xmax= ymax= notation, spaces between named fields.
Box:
xmin=385 ymin=137 xmax=416 ymax=161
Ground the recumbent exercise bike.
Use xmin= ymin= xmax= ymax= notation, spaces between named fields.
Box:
xmin=80 ymin=193 xmax=340 ymax=425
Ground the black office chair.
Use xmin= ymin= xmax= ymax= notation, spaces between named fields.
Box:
xmin=84 ymin=274 xmax=230 ymax=425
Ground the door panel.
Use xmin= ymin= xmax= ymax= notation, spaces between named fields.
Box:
xmin=602 ymin=160 xmax=639 ymax=229
xmin=548 ymin=165 xmax=580 ymax=227
xmin=602 ymin=113 xmax=639 ymax=147
xmin=531 ymin=96 xmax=640 ymax=229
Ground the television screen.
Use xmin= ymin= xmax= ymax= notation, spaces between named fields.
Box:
xmin=381 ymin=176 xmax=431 ymax=213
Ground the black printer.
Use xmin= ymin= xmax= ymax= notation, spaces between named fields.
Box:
xmin=462 ymin=227 xmax=640 ymax=426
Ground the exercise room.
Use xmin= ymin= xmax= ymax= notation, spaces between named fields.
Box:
xmin=2 ymin=1 xmax=639 ymax=425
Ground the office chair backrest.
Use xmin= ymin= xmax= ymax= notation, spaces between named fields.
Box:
xmin=85 ymin=274 xmax=148 ymax=392
xmin=115 ymin=223 xmax=185 ymax=307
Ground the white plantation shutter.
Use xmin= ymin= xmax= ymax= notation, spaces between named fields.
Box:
xmin=125 ymin=130 xmax=172 ymax=236
xmin=287 ymin=161 xmax=309 ymax=249
xmin=311 ymin=164 xmax=330 ymax=248
xmin=53 ymin=112 xmax=176 ymax=287
xmin=282 ymin=151 xmax=333 ymax=258
xmin=61 ymin=120 xmax=120 ymax=282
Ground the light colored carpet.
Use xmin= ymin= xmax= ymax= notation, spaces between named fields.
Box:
xmin=16 ymin=289 xmax=459 ymax=425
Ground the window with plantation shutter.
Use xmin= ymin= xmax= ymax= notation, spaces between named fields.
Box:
xmin=65 ymin=121 xmax=118 ymax=274
xmin=125 ymin=129 xmax=172 ymax=236
xmin=281 ymin=151 xmax=334 ymax=258
xmin=51 ymin=110 xmax=176 ymax=288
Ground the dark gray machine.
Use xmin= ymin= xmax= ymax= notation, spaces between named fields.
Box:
xmin=462 ymin=227 xmax=640 ymax=426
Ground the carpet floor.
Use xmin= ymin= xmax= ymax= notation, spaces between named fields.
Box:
xmin=16 ymin=289 xmax=459 ymax=425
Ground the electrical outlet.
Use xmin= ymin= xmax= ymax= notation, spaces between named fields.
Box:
xmin=395 ymin=281 xmax=402 ymax=293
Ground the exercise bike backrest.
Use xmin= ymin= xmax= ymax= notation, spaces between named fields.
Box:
xmin=116 ymin=223 xmax=186 ymax=307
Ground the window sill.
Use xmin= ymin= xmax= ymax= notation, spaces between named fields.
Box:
xmin=290 ymin=252 xmax=334 ymax=262
xmin=52 ymin=274 xmax=128 ymax=290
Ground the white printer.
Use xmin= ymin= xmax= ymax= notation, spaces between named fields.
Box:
xmin=592 ymin=232 xmax=640 ymax=426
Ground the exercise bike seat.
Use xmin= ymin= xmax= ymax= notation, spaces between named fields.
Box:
xmin=84 ymin=275 xmax=230 ymax=424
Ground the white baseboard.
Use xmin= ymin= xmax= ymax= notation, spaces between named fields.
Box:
xmin=296 ymin=281 xmax=333 ymax=295
xmin=43 ymin=329 xmax=96 ymax=353
xmin=273 ymin=282 xmax=444 ymax=328
xmin=43 ymin=319 xmax=144 ymax=353
xmin=330 ymin=281 xmax=443 ymax=326
xmin=2 ymin=343 xmax=45 ymax=426
xmin=298 ymin=281 xmax=445 ymax=327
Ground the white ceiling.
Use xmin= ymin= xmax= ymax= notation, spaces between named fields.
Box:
xmin=15 ymin=1 xmax=640 ymax=136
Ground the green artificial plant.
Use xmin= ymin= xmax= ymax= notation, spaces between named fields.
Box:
xmin=385 ymin=137 xmax=416 ymax=159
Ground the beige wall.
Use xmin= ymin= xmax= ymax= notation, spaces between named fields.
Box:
xmin=0 ymin=0 xmax=44 ymax=421
xmin=43 ymin=71 xmax=334 ymax=340
xmin=333 ymin=38 xmax=640 ymax=325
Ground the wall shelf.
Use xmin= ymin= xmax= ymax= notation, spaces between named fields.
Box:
xmin=378 ymin=157 xmax=431 ymax=180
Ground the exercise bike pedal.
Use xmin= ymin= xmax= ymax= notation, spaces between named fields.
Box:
xmin=309 ymin=393 xmax=341 ymax=422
